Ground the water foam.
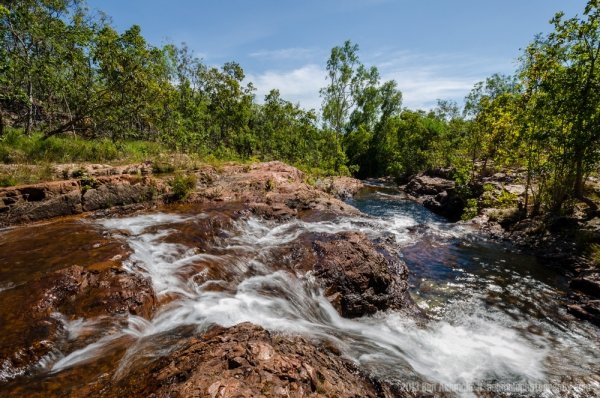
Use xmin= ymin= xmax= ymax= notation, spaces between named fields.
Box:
xmin=46 ymin=210 xmax=560 ymax=398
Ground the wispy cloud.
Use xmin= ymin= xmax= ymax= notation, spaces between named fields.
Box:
xmin=247 ymin=50 xmax=515 ymax=111
xmin=249 ymin=47 xmax=320 ymax=60
xmin=372 ymin=50 xmax=515 ymax=109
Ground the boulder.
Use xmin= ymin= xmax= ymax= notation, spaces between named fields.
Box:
xmin=571 ymin=273 xmax=600 ymax=298
xmin=315 ymin=176 xmax=364 ymax=200
xmin=88 ymin=323 xmax=405 ymax=398
xmin=405 ymin=175 xmax=454 ymax=196
xmin=422 ymin=192 xmax=465 ymax=222
xmin=0 ymin=263 xmax=156 ymax=382
xmin=311 ymin=232 xmax=413 ymax=318
xmin=192 ymin=162 xmax=360 ymax=217
xmin=403 ymin=174 xmax=464 ymax=221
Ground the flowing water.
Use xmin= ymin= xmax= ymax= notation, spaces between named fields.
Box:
xmin=1 ymin=186 xmax=599 ymax=397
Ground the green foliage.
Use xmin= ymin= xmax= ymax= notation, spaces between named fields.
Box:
xmin=0 ymin=174 xmax=17 ymax=187
xmin=319 ymin=40 xmax=403 ymax=177
xmin=79 ymin=173 xmax=98 ymax=192
xmin=0 ymin=1 xmax=344 ymax=174
xmin=265 ymin=178 xmax=275 ymax=192
xmin=168 ymin=173 xmax=197 ymax=201
xmin=480 ymin=186 xmax=519 ymax=209
xmin=1 ymin=0 xmax=598 ymax=216
xmin=496 ymin=190 xmax=519 ymax=208
xmin=462 ymin=199 xmax=479 ymax=220
xmin=0 ymin=129 xmax=165 ymax=163
xmin=590 ymin=243 xmax=600 ymax=267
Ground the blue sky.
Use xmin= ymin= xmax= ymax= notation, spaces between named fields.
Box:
xmin=86 ymin=0 xmax=588 ymax=110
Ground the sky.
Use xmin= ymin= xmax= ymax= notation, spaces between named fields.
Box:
xmin=86 ymin=0 xmax=588 ymax=110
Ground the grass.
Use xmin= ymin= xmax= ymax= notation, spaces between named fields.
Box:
xmin=0 ymin=164 xmax=55 ymax=187
xmin=168 ymin=173 xmax=197 ymax=201
xmin=0 ymin=128 xmax=345 ymax=187
xmin=0 ymin=129 xmax=191 ymax=186
xmin=0 ymin=128 xmax=166 ymax=165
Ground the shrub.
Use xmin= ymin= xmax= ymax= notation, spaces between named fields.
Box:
xmin=461 ymin=198 xmax=479 ymax=220
xmin=169 ymin=173 xmax=197 ymax=201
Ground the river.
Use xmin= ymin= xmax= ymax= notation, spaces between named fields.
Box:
xmin=1 ymin=184 xmax=599 ymax=397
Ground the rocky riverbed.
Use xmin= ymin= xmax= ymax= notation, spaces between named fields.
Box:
xmin=396 ymin=169 xmax=600 ymax=327
xmin=1 ymin=162 xmax=599 ymax=397
xmin=0 ymin=162 xmax=421 ymax=397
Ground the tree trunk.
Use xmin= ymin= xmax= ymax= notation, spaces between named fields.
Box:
xmin=0 ymin=112 xmax=4 ymax=136
xmin=43 ymin=114 xmax=87 ymax=139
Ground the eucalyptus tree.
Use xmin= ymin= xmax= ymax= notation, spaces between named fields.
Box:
xmin=548 ymin=1 xmax=600 ymax=202
xmin=463 ymin=74 xmax=519 ymax=179
xmin=516 ymin=0 xmax=600 ymax=211
xmin=0 ymin=0 xmax=87 ymax=134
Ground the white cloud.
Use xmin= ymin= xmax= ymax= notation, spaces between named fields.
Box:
xmin=247 ymin=64 xmax=326 ymax=110
xmin=372 ymin=50 xmax=514 ymax=109
xmin=382 ymin=67 xmax=482 ymax=109
xmin=247 ymin=51 xmax=514 ymax=112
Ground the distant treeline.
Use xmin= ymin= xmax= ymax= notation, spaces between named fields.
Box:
xmin=1 ymin=0 xmax=599 ymax=214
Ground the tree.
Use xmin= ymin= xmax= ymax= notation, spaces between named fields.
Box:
xmin=320 ymin=40 xmax=361 ymax=138
xmin=516 ymin=0 xmax=600 ymax=211
xmin=0 ymin=0 xmax=88 ymax=134
xmin=464 ymin=74 xmax=519 ymax=178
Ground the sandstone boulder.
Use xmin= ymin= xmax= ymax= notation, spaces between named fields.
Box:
xmin=90 ymin=323 xmax=406 ymax=398
xmin=0 ymin=263 xmax=156 ymax=382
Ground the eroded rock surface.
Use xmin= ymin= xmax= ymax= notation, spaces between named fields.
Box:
xmin=0 ymin=175 xmax=162 ymax=226
xmin=312 ymin=232 xmax=413 ymax=318
xmin=0 ymin=161 xmax=361 ymax=227
xmin=0 ymin=263 xmax=156 ymax=382
xmin=82 ymin=323 xmax=406 ymax=398
xmin=403 ymin=173 xmax=464 ymax=221
xmin=192 ymin=161 xmax=361 ymax=218
xmin=282 ymin=231 xmax=415 ymax=318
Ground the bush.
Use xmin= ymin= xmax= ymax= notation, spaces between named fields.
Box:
xmin=0 ymin=175 xmax=17 ymax=187
xmin=461 ymin=198 xmax=479 ymax=220
xmin=168 ymin=173 xmax=197 ymax=201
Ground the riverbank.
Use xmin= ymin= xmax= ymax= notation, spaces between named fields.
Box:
xmin=394 ymin=170 xmax=600 ymax=327
xmin=0 ymin=160 xmax=362 ymax=228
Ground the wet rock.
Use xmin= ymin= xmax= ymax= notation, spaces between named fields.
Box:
xmin=422 ymin=192 xmax=465 ymax=222
xmin=567 ymin=301 xmax=600 ymax=327
xmin=91 ymin=323 xmax=405 ymax=398
xmin=402 ymin=174 xmax=464 ymax=221
xmin=571 ymin=273 xmax=600 ymax=298
xmin=248 ymin=202 xmax=297 ymax=220
xmin=312 ymin=232 xmax=413 ymax=318
xmin=315 ymin=176 xmax=364 ymax=200
xmin=0 ymin=263 xmax=156 ymax=382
